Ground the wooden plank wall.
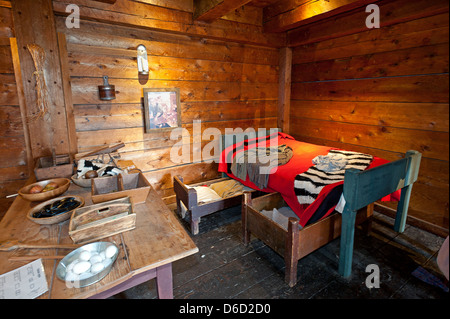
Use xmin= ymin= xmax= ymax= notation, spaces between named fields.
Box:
xmin=53 ymin=0 xmax=280 ymax=201
xmin=0 ymin=1 xmax=29 ymax=219
xmin=288 ymin=0 xmax=449 ymax=234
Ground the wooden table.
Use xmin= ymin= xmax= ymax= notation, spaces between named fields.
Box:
xmin=0 ymin=182 xmax=198 ymax=299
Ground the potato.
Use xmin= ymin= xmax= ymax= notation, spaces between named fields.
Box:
xmin=30 ymin=185 xmax=43 ymax=194
xmin=84 ymin=170 xmax=98 ymax=179
xmin=42 ymin=182 xmax=59 ymax=192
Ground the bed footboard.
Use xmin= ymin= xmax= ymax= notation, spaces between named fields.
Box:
xmin=339 ymin=150 xmax=422 ymax=277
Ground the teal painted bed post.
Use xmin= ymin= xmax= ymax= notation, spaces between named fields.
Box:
xmin=338 ymin=166 xmax=359 ymax=278
xmin=219 ymin=128 xmax=280 ymax=178
xmin=339 ymin=206 xmax=358 ymax=278
xmin=394 ymin=150 xmax=422 ymax=233
xmin=338 ymin=150 xmax=422 ymax=278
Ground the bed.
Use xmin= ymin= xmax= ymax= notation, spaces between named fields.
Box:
xmin=219 ymin=130 xmax=422 ymax=286
xmin=173 ymin=176 xmax=261 ymax=235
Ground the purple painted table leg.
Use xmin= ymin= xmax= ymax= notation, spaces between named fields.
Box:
xmin=155 ymin=263 xmax=173 ymax=299
xmin=89 ymin=263 xmax=174 ymax=299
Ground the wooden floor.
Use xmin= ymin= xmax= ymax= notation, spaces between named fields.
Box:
xmin=111 ymin=206 xmax=448 ymax=299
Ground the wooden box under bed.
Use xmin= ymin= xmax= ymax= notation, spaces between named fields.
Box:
xmin=242 ymin=191 xmax=373 ymax=287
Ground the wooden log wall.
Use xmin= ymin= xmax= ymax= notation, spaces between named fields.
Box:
xmin=288 ymin=0 xmax=449 ymax=235
xmin=1 ymin=0 xmax=447 ymax=236
xmin=0 ymin=1 xmax=29 ymax=219
xmin=52 ymin=0 xmax=280 ymax=201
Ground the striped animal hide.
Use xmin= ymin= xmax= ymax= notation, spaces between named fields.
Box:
xmin=294 ymin=150 xmax=373 ymax=205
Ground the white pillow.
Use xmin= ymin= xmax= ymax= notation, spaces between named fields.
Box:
xmin=193 ymin=186 xmax=222 ymax=204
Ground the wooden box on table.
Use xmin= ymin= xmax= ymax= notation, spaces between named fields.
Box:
xmin=34 ymin=155 xmax=74 ymax=180
xmin=91 ymin=172 xmax=151 ymax=205
xmin=69 ymin=197 xmax=136 ymax=244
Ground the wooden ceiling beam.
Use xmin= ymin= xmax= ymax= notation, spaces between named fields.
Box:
xmin=287 ymin=0 xmax=449 ymax=46
xmin=263 ymin=0 xmax=374 ymax=33
xmin=194 ymin=0 xmax=253 ymax=22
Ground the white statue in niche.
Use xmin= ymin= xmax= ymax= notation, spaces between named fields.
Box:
xmin=137 ymin=44 xmax=149 ymax=75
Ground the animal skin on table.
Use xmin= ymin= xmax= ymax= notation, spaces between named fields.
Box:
xmin=76 ymin=159 xmax=122 ymax=178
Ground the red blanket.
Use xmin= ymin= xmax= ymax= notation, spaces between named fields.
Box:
xmin=218 ymin=132 xmax=400 ymax=227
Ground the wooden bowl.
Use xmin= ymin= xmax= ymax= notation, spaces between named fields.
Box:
xmin=19 ymin=178 xmax=71 ymax=202
xmin=27 ymin=195 xmax=85 ymax=225
xmin=71 ymin=174 xmax=93 ymax=188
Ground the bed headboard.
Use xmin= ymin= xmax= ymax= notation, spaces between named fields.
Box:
xmin=220 ymin=128 xmax=280 ymax=152
xmin=219 ymin=128 xmax=280 ymax=178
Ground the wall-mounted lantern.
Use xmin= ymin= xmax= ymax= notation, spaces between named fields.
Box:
xmin=137 ymin=44 xmax=149 ymax=75
xmin=98 ymin=75 xmax=116 ymax=100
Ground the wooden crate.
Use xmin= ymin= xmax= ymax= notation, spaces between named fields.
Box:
xmin=91 ymin=172 xmax=151 ymax=205
xmin=34 ymin=155 xmax=74 ymax=181
xmin=69 ymin=197 xmax=136 ymax=244
xmin=243 ymin=192 xmax=373 ymax=287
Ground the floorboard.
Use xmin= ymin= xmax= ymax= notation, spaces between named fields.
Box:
xmin=110 ymin=205 xmax=448 ymax=299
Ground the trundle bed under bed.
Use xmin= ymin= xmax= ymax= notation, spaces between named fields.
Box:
xmin=218 ymin=130 xmax=421 ymax=287
xmin=174 ymin=176 xmax=260 ymax=235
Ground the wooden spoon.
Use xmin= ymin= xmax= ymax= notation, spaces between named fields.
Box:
xmin=9 ymin=255 xmax=66 ymax=261
xmin=0 ymin=240 xmax=80 ymax=252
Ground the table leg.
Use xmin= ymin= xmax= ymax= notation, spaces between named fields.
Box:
xmin=155 ymin=263 xmax=173 ymax=299
xmin=89 ymin=268 xmax=157 ymax=299
xmin=89 ymin=263 xmax=174 ymax=299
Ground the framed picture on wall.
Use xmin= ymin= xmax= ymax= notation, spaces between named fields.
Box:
xmin=143 ymin=88 xmax=181 ymax=132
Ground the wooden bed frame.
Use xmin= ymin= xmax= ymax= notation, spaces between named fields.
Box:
xmin=242 ymin=150 xmax=421 ymax=286
xmin=173 ymin=130 xmax=272 ymax=235
xmin=220 ymin=131 xmax=421 ymax=287
xmin=243 ymin=192 xmax=373 ymax=287
xmin=173 ymin=175 xmax=259 ymax=235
